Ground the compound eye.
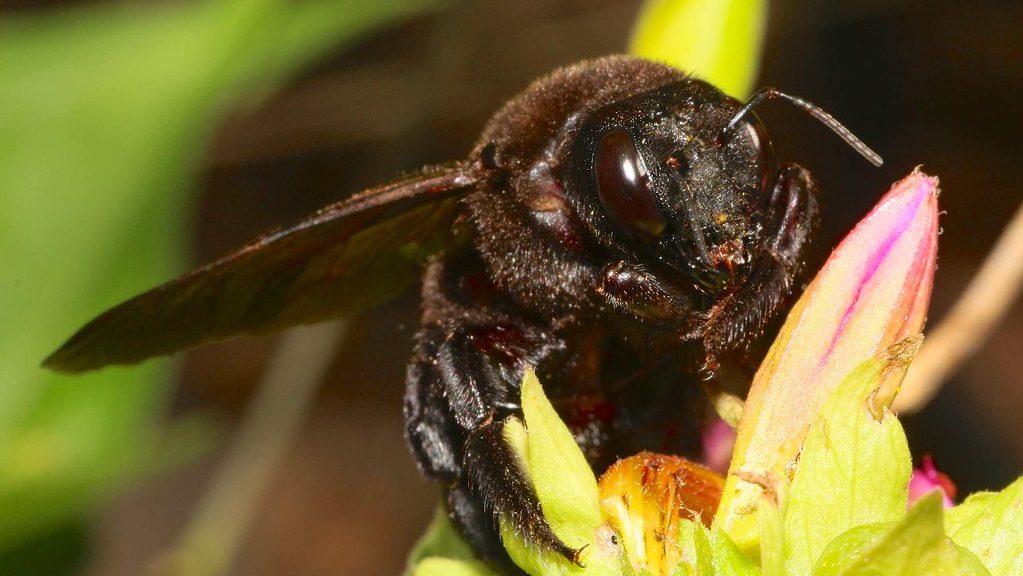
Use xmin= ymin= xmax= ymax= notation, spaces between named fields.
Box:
xmin=594 ymin=129 xmax=667 ymax=243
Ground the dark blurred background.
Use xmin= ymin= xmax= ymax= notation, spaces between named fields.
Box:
xmin=4 ymin=1 xmax=1021 ymax=575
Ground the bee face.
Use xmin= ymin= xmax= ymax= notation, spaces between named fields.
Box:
xmin=568 ymin=78 xmax=773 ymax=293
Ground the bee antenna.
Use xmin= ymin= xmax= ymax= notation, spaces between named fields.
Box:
xmin=718 ymin=87 xmax=883 ymax=167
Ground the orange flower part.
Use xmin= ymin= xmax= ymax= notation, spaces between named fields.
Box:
xmin=598 ymin=452 xmax=724 ymax=575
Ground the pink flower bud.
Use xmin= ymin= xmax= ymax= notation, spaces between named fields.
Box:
xmin=716 ymin=169 xmax=940 ymax=547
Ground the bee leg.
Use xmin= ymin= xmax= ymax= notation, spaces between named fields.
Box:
xmin=596 ymin=260 xmax=704 ymax=334
xmin=405 ymin=323 xmax=578 ymax=569
xmin=761 ymin=164 xmax=820 ymax=274
xmin=447 ymin=483 xmax=525 ymax=575
xmin=703 ymin=164 xmax=819 ymax=366
xmin=404 ymin=333 xmax=465 ymax=481
xmin=462 ymin=418 xmax=581 ymax=564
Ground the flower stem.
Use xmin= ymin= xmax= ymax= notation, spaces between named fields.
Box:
xmin=150 ymin=321 xmax=343 ymax=576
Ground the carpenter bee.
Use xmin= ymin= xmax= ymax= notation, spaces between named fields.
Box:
xmin=44 ymin=56 xmax=881 ymax=573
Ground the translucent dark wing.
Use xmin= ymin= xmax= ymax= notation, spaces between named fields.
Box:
xmin=44 ymin=163 xmax=478 ymax=373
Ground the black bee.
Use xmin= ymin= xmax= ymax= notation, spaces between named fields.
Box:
xmin=44 ymin=56 xmax=881 ymax=573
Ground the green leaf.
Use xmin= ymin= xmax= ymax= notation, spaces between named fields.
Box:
xmin=953 ymin=545 xmax=998 ymax=576
xmin=710 ymin=529 xmax=761 ymax=576
xmin=0 ymin=519 xmax=89 ymax=576
xmin=0 ymin=0 xmax=440 ymax=552
xmin=783 ymin=357 xmax=912 ymax=574
xmin=628 ymin=0 xmax=767 ymax=98
xmin=811 ymin=523 xmax=891 ymax=575
xmin=406 ymin=507 xmax=479 ymax=575
xmin=946 ymin=476 xmax=1023 ymax=576
xmin=813 ymin=493 xmax=990 ymax=576
xmin=411 ymin=557 xmax=498 ymax=576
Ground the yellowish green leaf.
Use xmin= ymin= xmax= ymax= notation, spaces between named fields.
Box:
xmin=406 ymin=507 xmax=478 ymax=575
xmin=946 ymin=476 xmax=1023 ymax=576
xmin=813 ymin=493 xmax=989 ymax=576
xmin=783 ymin=357 xmax=912 ymax=574
xmin=758 ymin=493 xmax=786 ymax=576
xmin=629 ymin=0 xmax=767 ymax=98
xmin=412 ymin=557 xmax=498 ymax=576
xmin=711 ymin=529 xmax=761 ymax=576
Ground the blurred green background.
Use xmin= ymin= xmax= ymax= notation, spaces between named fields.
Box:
xmin=1 ymin=1 xmax=1020 ymax=575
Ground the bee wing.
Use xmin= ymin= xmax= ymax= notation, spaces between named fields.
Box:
xmin=44 ymin=163 xmax=478 ymax=373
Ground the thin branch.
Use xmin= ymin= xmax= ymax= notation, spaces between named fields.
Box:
xmin=895 ymin=203 xmax=1023 ymax=413
xmin=151 ymin=321 xmax=344 ymax=576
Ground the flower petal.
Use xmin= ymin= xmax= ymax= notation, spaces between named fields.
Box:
xmin=702 ymin=418 xmax=737 ymax=476
xmin=909 ymin=455 xmax=957 ymax=509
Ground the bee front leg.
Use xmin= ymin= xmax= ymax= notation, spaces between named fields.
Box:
xmin=596 ymin=260 xmax=703 ymax=337
xmin=702 ymin=164 xmax=820 ymax=367
xmin=761 ymin=164 xmax=820 ymax=274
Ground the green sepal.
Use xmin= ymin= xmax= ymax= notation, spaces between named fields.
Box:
xmin=812 ymin=493 xmax=991 ymax=576
xmin=946 ymin=475 xmax=1023 ymax=576
xmin=675 ymin=519 xmax=714 ymax=576
xmin=783 ymin=357 xmax=912 ymax=574
xmin=501 ymin=371 xmax=622 ymax=576
xmin=758 ymin=489 xmax=786 ymax=576
xmin=710 ymin=529 xmax=761 ymax=576
xmin=521 ymin=371 xmax=602 ymax=545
